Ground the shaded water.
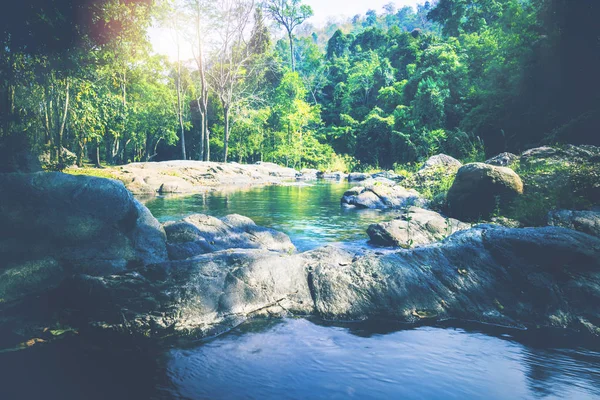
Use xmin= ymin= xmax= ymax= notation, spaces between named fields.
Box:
xmin=2 ymin=182 xmax=600 ymax=399
xmin=1 ymin=318 xmax=600 ymax=399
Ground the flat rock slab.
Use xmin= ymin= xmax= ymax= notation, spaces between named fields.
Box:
xmin=548 ymin=209 xmax=600 ymax=238
xmin=106 ymin=161 xmax=301 ymax=194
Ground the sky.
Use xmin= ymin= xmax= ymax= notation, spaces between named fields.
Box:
xmin=149 ymin=0 xmax=423 ymax=61
xmin=304 ymin=0 xmax=421 ymax=25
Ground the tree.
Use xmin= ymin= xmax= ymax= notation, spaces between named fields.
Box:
xmin=264 ymin=0 xmax=313 ymax=72
xmin=208 ymin=0 xmax=255 ymax=162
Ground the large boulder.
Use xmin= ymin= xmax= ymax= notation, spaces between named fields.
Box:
xmin=447 ymin=163 xmax=523 ymax=220
xmin=308 ymin=226 xmax=600 ymax=335
xmin=164 ymin=214 xmax=296 ymax=260
xmin=62 ymin=249 xmax=314 ymax=338
xmin=367 ymin=207 xmax=469 ymax=248
xmin=403 ymin=154 xmax=462 ymax=198
xmin=0 ymin=172 xmax=168 ymax=303
xmin=61 ymin=226 xmax=600 ymax=339
xmin=548 ymin=210 xmax=600 ymax=238
xmin=341 ymin=181 xmax=425 ymax=209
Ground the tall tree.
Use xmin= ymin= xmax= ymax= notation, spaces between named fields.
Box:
xmin=264 ymin=0 xmax=313 ymax=72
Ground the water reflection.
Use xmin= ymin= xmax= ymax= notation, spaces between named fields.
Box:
xmin=144 ymin=182 xmax=398 ymax=251
xmin=161 ymin=318 xmax=600 ymax=400
xmin=1 ymin=318 xmax=599 ymax=399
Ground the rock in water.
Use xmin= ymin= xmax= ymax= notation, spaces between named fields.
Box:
xmin=367 ymin=207 xmax=469 ymax=248
xmin=341 ymin=180 xmax=425 ymax=209
xmin=0 ymin=172 xmax=168 ymax=302
xmin=447 ymin=163 xmax=523 ymax=220
xmin=164 ymin=214 xmax=296 ymax=260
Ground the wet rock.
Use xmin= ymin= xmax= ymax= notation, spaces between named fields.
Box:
xmin=548 ymin=210 xmax=600 ymax=238
xmin=164 ymin=214 xmax=296 ymax=260
xmin=447 ymin=163 xmax=524 ymax=221
xmin=367 ymin=207 xmax=469 ymax=248
xmin=486 ymin=152 xmax=519 ymax=167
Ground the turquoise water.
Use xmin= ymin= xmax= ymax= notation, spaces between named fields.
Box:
xmin=2 ymin=182 xmax=600 ymax=399
xmin=144 ymin=181 xmax=396 ymax=251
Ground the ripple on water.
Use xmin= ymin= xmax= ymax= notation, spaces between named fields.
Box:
xmin=162 ymin=319 xmax=600 ymax=400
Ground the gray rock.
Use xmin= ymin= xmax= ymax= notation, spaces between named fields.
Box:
xmin=64 ymin=249 xmax=314 ymax=338
xmin=318 ymin=171 xmax=348 ymax=180
xmin=447 ymin=163 xmax=524 ymax=221
xmin=348 ymin=172 xmax=371 ymax=182
xmin=371 ymin=170 xmax=405 ymax=182
xmin=420 ymin=154 xmax=462 ymax=171
xmin=309 ymin=226 xmax=600 ymax=335
xmin=367 ymin=207 xmax=469 ymax=248
xmin=548 ymin=210 xmax=600 ymax=238
xmin=0 ymin=172 xmax=168 ymax=301
xmin=63 ymin=226 xmax=600 ymax=338
xmin=342 ymin=182 xmax=425 ymax=209
xmin=486 ymin=152 xmax=519 ymax=167
xmin=164 ymin=214 xmax=296 ymax=260
xmin=520 ymin=145 xmax=600 ymax=166
xmin=296 ymin=168 xmax=319 ymax=180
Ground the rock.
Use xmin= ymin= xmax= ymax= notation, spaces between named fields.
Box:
xmin=404 ymin=154 xmax=462 ymax=195
xmin=61 ymin=226 xmax=600 ymax=338
xmin=447 ymin=163 xmax=524 ymax=220
xmin=520 ymin=145 xmax=600 ymax=166
xmin=296 ymin=168 xmax=319 ymax=180
xmin=0 ymin=172 xmax=168 ymax=302
xmin=341 ymin=182 xmax=425 ymax=209
xmin=371 ymin=170 xmax=405 ymax=182
xmin=164 ymin=214 xmax=296 ymax=260
xmin=38 ymin=147 xmax=77 ymax=170
xmin=348 ymin=172 xmax=371 ymax=182
xmin=420 ymin=154 xmax=462 ymax=171
xmin=367 ymin=207 xmax=469 ymax=248
xmin=91 ymin=161 xmax=302 ymax=195
xmin=548 ymin=210 xmax=600 ymax=238
xmin=486 ymin=152 xmax=519 ymax=167
xmin=63 ymin=249 xmax=314 ymax=338
xmin=308 ymin=226 xmax=600 ymax=335
xmin=318 ymin=171 xmax=347 ymax=180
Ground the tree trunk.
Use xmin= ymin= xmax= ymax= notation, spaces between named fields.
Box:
xmin=57 ymin=79 xmax=70 ymax=165
xmin=223 ymin=105 xmax=230 ymax=162
xmin=288 ymin=31 xmax=295 ymax=72
xmin=95 ymin=139 xmax=101 ymax=168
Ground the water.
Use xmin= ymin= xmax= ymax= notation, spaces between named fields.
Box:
xmin=1 ymin=319 xmax=600 ymax=399
xmin=2 ymin=182 xmax=600 ymax=399
xmin=144 ymin=181 xmax=396 ymax=251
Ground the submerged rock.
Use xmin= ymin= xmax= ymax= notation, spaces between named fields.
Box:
xmin=164 ymin=214 xmax=296 ymax=260
xmin=548 ymin=210 xmax=600 ymax=238
xmin=447 ymin=163 xmax=523 ymax=221
xmin=367 ymin=207 xmax=469 ymax=248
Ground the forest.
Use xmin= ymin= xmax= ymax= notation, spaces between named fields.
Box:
xmin=1 ymin=0 xmax=599 ymax=172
